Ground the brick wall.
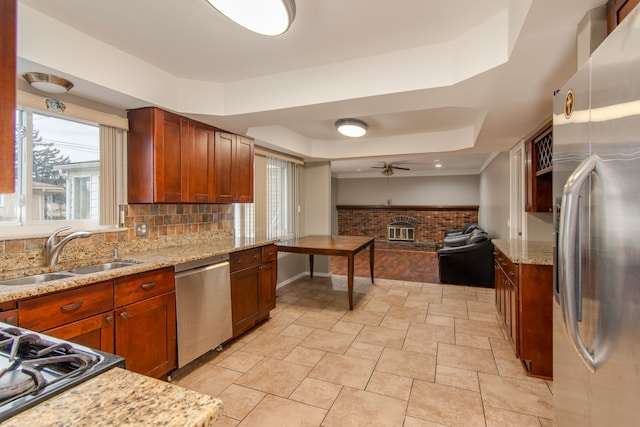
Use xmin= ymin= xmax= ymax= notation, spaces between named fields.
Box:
xmin=337 ymin=205 xmax=479 ymax=251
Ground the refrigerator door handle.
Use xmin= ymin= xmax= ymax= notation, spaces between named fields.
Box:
xmin=559 ymin=154 xmax=598 ymax=373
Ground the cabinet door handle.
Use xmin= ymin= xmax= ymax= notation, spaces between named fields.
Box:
xmin=4 ymin=316 xmax=16 ymax=325
xmin=251 ymin=254 xmax=258 ymax=260
xmin=140 ymin=282 xmax=156 ymax=290
xmin=61 ymin=301 xmax=83 ymax=312
xmin=120 ymin=312 xmax=128 ymax=319
xmin=235 ymin=259 xmax=242 ymax=264
xmin=508 ymin=271 xmax=515 ymax=276
xmin=106 ymin=316 xmax=114 ymax=323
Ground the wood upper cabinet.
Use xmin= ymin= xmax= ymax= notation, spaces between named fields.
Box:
xmin=607 ymin=0 xmax=640 ymax=33
xmin=525 ymin=123 xmax=552 ymax=213
xmin=127 ymin=107 xmax=188 ymax=203
xmin=214 ymin=131 xmax=254 ymax=203
xmin=188 ymin=121 xmax=216 ymax=202
xmin=0 ymin=0 xmax=16 ymax=194
xmin=128 ymin=107 xmax=252 ymax=204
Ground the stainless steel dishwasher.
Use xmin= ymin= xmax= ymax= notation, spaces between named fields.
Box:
xmin=174 ymin=254 xmax=232 ymax=368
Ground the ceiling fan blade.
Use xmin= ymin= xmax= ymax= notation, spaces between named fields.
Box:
xmin=393 ymin=166 xmax=411 ymax=170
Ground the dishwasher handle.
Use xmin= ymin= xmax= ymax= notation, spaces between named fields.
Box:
xmin=175 ymin=261 xmax=230 ymax=279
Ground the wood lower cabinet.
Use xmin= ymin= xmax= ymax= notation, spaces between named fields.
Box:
xmin=115 ymin=292 xmax=176 ymax=379
xmin=495 ymin=250 xmax=519 ymax=355
xmin=0 ymin=309 xmax=18 ymax=326
xmin=114 ymin=267 xmax=177 ymax=379
xmin=15 ymin=267 xmax=177 ymax=379
xmin=44 ymin=312 xmax=115 ymax=353
xmin=230 ymin=245 xmax=277 ymax=337
xmin=494 ymin=247 xmax=552 ymax=379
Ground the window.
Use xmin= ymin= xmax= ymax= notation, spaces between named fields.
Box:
xmin=234 ymin=154 xmax=299 ymax=240
xmin=0 ymin=108 xmax=100 ymax=229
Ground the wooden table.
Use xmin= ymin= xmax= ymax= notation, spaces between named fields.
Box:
xmin=276 ymin=235 xmax=374 ymax=310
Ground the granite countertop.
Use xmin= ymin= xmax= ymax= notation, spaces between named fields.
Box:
xmin=0 ymin=236 xmax=277 ymax=303
xmin=492 ymin=239 xmax=553 ymax=266
xmin=2 ymin=368 xmax=223 ymax=426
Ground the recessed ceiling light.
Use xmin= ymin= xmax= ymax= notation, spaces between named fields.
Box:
xmin=205 ymin=0 xmax=296 ymax=36
xmin=23 ymin=72 xmax=73 ymax=94
xmin=335 ymin=118 xmax=368 ymax=138
xmin=435 ymin=164 xmax=442 ymax=168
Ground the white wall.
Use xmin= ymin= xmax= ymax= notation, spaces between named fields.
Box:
xmin=479 ymin=152 xmax=510 ymax=239
xmin=527 ymin=212 xmax=553 ymax=241
xmin=301 ymin=161 xmax=332 ymax=275
xmin=336 ymin=175 xmax=480 ymax=206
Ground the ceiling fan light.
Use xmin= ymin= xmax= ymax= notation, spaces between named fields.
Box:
xmin=381 ymin=168 xmax=394 ymax=176
xmin=205 ymin=0 xmax=296 ymax=36
xmin=23 ymin=72 xmax=73 ymax=94
xmin=335 ymin=118 xmax=368 ymax=138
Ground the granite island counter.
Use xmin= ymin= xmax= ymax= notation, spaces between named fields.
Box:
xmin=1 ymin=368 xmax=223 ymax=426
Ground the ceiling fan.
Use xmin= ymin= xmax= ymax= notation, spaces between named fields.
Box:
xmin=371 ymin=162 xmax=410 ymax=176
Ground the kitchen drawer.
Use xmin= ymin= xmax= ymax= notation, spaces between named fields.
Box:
xmin=19 ymin=281 xmax=114 ymax=332
xmin=230 ymin=247 xmax=262 ymax=272
xmin=114 ymin=267 xmax=174 ymax=307
xmin=262 ymin=244 xmax=278 ymax=262
xmin=495 ymin=249 xmax=518 ymax=285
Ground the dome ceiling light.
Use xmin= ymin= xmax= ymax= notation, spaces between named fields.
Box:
xmin=335 ymin=118 xmax=368 ymax=138
xmin=205 ymin=0 xmax=296 ymax=36
xmin=23 ymin=72 xmax=74 ymax=94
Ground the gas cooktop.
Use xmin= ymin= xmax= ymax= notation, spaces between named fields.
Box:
xmin=0 ymin=323 xmax=125 ymax=421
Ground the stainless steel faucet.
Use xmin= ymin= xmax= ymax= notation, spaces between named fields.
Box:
xmin=46 ymin=226 xmax=92 ymax=266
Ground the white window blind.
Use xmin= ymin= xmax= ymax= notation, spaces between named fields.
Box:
xmin=234 ymin=153 xmax=299 ymax=240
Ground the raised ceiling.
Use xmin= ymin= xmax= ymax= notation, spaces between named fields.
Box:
xmin=17 ymin=0 xmax=605 ymax=177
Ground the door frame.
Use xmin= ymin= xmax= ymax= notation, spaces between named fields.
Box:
xmin=509 ymin=141 xmax=527 ymax=240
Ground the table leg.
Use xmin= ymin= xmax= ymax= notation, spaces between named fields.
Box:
xmin=369 ymin=242 xmax=375 ymax=284
xmin=347 ymin=253 xmax=354 ymax=310
xmin=309 ymin=254 xmax=314 ymax=278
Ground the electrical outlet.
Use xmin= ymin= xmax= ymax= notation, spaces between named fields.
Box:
xmin=134 ymin=222 xmax=149 ymax=238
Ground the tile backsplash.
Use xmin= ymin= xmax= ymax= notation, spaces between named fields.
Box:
xmin=0 ymin=204 xmax=234 ymax=273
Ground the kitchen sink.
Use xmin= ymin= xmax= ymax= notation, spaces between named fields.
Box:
xmin=0 ymin=272 xmax=78 ymax=286
xmin=67 ymin=261 xmax=141 ymax=275
xmin=0 ymin=261 xmax=143 ymax=287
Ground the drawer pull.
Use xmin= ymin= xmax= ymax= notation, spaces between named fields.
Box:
xmin=60 ymin=301 xmax=83 ymax=312
xmin=235 ymin=259 xmax=242 ymax=264
xmin=267 ymin=251 xmax=275 ymax=257
xmin=251 ymin=254 xmax=258 ymax=260
xmin=120 ymin=312 xmax=128 ymax=319
xmin=141 ymin=282 xmax=156 ymax=290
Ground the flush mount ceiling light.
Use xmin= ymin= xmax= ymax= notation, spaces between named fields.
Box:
xmin=335 ymin=118 xmax=368 ymax=138
xmin=23 ymin=72 xmax=74 ymax=94
xmin=205 ymin=0 xmax=296 ymax=36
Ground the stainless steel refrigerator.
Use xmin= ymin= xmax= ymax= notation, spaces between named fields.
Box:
xmin=552 ymin=6 xmax=640 ymax=426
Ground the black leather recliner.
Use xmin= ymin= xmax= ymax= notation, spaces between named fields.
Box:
xmin=438 ymin=229 xmax=495 ymax=287
xmin=442 ymin=223 xmax=481 ymax=247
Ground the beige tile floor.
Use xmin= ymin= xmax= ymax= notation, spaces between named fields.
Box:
xmin=172 ymin=275 xmax=554 ymax=427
